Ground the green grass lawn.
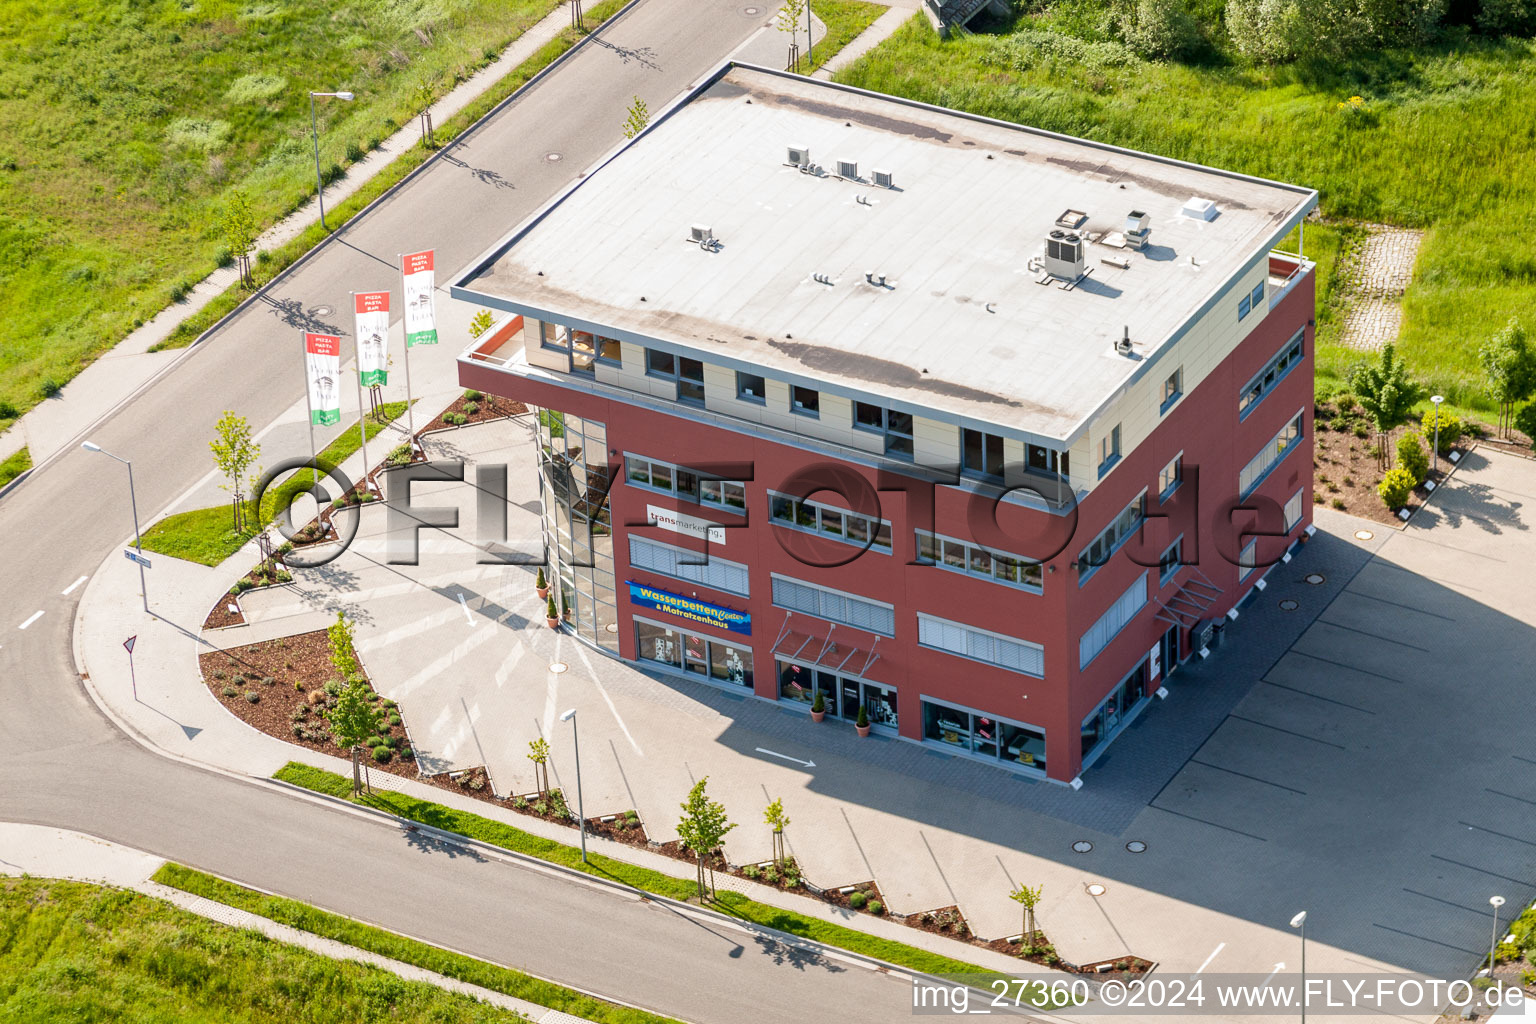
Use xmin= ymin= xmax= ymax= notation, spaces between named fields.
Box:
xmin=836 ymin=20 xmax=1536 ymax=410
xmin=0 ymin=445 xmax=30 ymax=488
xmin=139 ymin=400 xmax=407 ymax=566
xmin=273 ymin=761 xmax=1021 ymax=988
xmin=784 ymin=0 xmax=887 ymax=74
xmin=0 ymin=877 xmax=528 ymax=1022
xmin=0 ymin=0 xmax=567 ymax=430
xmin=153 ymin=864 xmax=681 ymax=1024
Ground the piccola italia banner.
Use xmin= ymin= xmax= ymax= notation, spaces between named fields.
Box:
xmin=401 ymin=249 xmax=437 ymax=348
xmin=354 ymin=291 xmax=390 ymax=386
xmin=304 ymin=332 xmax=341 ymax=426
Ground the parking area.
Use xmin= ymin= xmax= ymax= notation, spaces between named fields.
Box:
xmin=237 ymin=422 xmax=1536 ymax=1007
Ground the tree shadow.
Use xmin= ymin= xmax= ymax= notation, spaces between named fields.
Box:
xmin=439 ymin=152 xmax=515 ymax=190
xmin=260 ymin=295 xmax=344 ymax=335
xmin=588 ymin=35 xmax=662 ymax=71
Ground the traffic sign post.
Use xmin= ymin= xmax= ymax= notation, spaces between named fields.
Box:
xmin=124 ymin=635 xmax=137 ymax=699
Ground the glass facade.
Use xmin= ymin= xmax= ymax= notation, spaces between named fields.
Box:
xmin=538 ymin=410 xmax=618 ymax=652
xmin=921 ymin=698 xmax=1046 ymax=772
xmin=775 ymin=660 xmax=898 ymax=730
xmin=1080 ymin=664 xmax=1148 ymax=763
xmin=636 ymin=618 xmax=753 ymax=688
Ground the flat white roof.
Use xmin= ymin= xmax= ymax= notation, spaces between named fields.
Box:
xmin=459 ymin=65 xmax=1314 ymax=441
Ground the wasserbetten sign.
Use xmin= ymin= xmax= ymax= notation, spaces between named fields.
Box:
xmin=626 ymin=581 xmax=751 ymax=635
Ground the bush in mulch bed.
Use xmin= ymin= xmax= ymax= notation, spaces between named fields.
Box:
xmin=421 ymin=390 xmax=527 ymax=434
xmin=979 ymin=930 xmax=1154 ymax=975
xmin=508 ymin=788 xmax=575 ymax=825
xmin=581 ymin=809 xmax=649 ymax=848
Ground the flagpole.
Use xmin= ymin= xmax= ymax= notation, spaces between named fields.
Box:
xmin=301 ymin=331 xmax=318 ymax=468
xmin=351 ymin=293 xmax=370 ymax=495
xmin=398 ymin=253 xmax=417 ymax=445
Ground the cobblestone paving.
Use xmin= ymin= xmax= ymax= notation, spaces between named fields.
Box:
xmin=1339 ymin=224 xmax=1425 ymax=352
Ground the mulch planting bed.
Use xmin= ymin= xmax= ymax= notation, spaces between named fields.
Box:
xmin=202 ymin=593 xmax=246 ymax=630
xmin=198 ymin=630 xmax=415 ymax=778
xmin=581 ymin=810 xmax=650 ymax=848
xmin=1313 ymin=397 xmax=1470 ymax=527
xmin=904 ymin=904 xmax=973 ymax=940
xmin=420 ymin=391 xmax=527 ymax=434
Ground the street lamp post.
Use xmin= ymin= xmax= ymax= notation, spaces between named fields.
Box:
xmin=1290 ymin=911 xmax=1307 ymax=1024
xmin=1488 ymin=896 xmax=1506 ymax=980
xmin=308 ymin=90 xmax=355 ymax=230
xmin=560 ymin=708 xmax=586 ymax=863
xmin=1430 ymin=394 xmax=1445 ymax=476
xmin=82 ymin=441 xmax=148 ymax=614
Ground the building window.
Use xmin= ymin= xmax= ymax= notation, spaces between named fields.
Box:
xmin=1160 ymin=366 xmax=1183 ymax=414
xmin=777 ymin=660 xmax=898 ymax=730
xmin=541 ymin=321 xmax=568 ymax=351
xmin=791 ymin=385 xmax=819 ymax=417
xmin=1079 ymin=573 xmax=1147 ymax=669
xmin=628 ymin=536 xmax=750 ymax=597
xmin=1239 ymin=293 xmax=1252 ymax=320
xmin=595 ymin=336 xmax=622 ymax=365
xmin=1251 ymin=281 xmax=1266 ymax=310
xmin=1284 ymin=488 xmax=1305 ymax=531
xmin=1238 ymin=538 xmax=1258 ymax=580
xmin=1159 ymin=536 xmax=1183 ymax=586
xmin=678 ymin=357 xmax=705 ymax=405
xmin=771 ymin=574 xmax=895 ymax=635
xmin=1159 ymin=454 xmax=1182 ymax=500
xmin=635 ymin=618 xmax=752 ymax=687
xmin=853 ymin=402 xmax=914 ymax=459
xmin=1238 ymin=410 xmax=1304 ymax=497
xmin=920 ymin=697 xmax=1046 ymax=771
xmin=916 ymin=530 xmax=1043 ymax=592
xmin=1097 ymin=425 xmax=1122 ymax=477
xmin=625 ymin=455 xmax=746 ymax=512
xmin=1239 ymin=329 xmax=1305 ymax=419
xmin=1025 ymin=444 xmax=1069 ymax=482
xmin=1077 ymin=491 xmax=1147 ymax=581
xmin=645 ymin=348 xmax=674 ymax=377
xmin=961 ymin=428 xmax=1004 ymax=479
xmin=916 ymin=613 xmax=1044 ymax=677
xmin=737 ymin=372 xmax=766 ymax=403
xmin=767 ymin=491 xmax=891 ymax=552
xmin=1081 ymin=664 xmax=1148 ymax=763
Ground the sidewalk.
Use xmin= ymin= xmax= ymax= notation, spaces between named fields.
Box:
xmin=0 ymin=2 xmax=574 ymax=472
xmin=0 ymin=823 xmax=583 ymax=1024
xmin=813 ymin=6 xmax=917 ymax=80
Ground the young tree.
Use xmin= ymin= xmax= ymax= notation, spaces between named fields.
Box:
xmin=1478 ymin=317 xmax=1536 ymax=437
xmin=621 ymin=95 xmax=650 ymax=139
xmin=413 ymin=77 xmax=436 ymax=148
xmin=677 ymin=777 xmax=736 ymax=898
xmin=776 ymin=0 xmax=805 ymax=68
xmin=329 ymin=679 xmax=384 ymax=796
xmin=1009 ymin=883 xmax=1044 ymax=947
xmin=209 ymin=410 xmax=260 ymax=531
xmin=222 ymin=190 xmax=258 ymax=288
xmin=467 ymin=309 xmax=496 ymax=341
xmin=763 ymin=797 xmax=790 ymax=869
xmin=327 ymin=610 xmax=360 ymax=681
xmin=1350 ymin=343 xmax=1422 ymax=433
xmin=527 ymin=737 xmax=551 ymax=796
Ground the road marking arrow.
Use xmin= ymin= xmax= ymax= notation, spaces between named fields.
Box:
xmin=1261 ymin=963 xmax=1285 ymax=986
xmin=755 ymin=747 xmax=816 ymax=768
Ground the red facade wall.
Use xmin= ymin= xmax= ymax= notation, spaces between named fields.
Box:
xmin=460 ymin=274 xmax=1315 ymax=782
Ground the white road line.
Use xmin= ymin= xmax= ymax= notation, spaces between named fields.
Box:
xmin=18 ymin=611 xmax=43 ymax=630
xmin=492 ymin=645 xmax=527 ymax=690
xmin=61 ymin=576 xmax=88 ymax=596
xmin=571 ymin=643 xmax=642 ymax=757
xmin=1196 ymin=942 xmax=1225 ymax=974
xmin=541 ymin=635 xmax=563 ymax=739
xmin=457 ymin=592 xmax=474 ymax=627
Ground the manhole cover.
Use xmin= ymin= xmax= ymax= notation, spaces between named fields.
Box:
xmin=1304 ymin=573 xmax=1326 ymax=585
xmin=1086 ymin=883 xmax=1107 ymax=896
xmin=1072 ymin=840 xmax=1093 ymax=854
xmin=545 ymin=152 xmax=562 ymax=162
xmin=1126 ymin=841 xmax=1147 ymax=853
xmin=310 ymin=305 xmax=334 ymax=317
xmin=1354 ymin=529 xmax=1374 ymax=540
xmin=1279 ymin=599 xmax=1299 ymax=611
xmin=548 ymin=661 xmax=569 ymax=674
xmin=742 ymin=4 xmax=761 ymax=13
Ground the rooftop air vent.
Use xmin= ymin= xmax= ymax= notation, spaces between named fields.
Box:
xmin=872 ymin=168 xmax=893 ymax=189
xmin=1124 ymin=210 xmax=1151 ymax=250
xmin=1056 ymin=209 xmax=1089 ymax=229
xmin=1116 ymin=326 xmax=1134 ymax=355
xmin=836 ymin=158 xmax=859 ymax=180
xmin=1181 ymin=197 xmax=1218 ymax=221
xmin=787 ymin=145 xmax=810 ymax=167
xmin=1043 ymin=229 xmax=1086 ymax=281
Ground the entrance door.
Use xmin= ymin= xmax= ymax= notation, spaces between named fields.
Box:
xmin=840 ymin=679 xmax=860 ymax=721
xmin=1160 ymin=626 xmax=1180 ymax=677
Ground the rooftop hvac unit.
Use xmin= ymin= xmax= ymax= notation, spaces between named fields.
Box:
xmin=872 ymin=168 xmax=893 ymax=189
xmin=787 ymin=145 xmax=810 ymax=167
xmin=1124 ymin=210 xmax=1151 ymax=250
xmin=1043 ymin=229 xmax=1085 ymax=280
xmin=836 ymin=158 xmax=859 ymax=180
xmin=690 ymin=224 xmax=714 ymax=243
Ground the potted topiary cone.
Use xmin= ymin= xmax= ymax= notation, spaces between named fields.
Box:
xmin=535 ymin=567 xmax=549 ymax=600
xmin=561 ymin=595 xmax=571 ymax=622
xmin=545 ymin=595 xmax=559 ymax=629
xmin=810 ymin=690 xmax=826 ymax=723
xmin=855 ymin=703 xmax=871 ymax=738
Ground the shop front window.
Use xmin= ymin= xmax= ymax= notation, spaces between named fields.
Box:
xmin=635 ymin=619 xmax=752 ymax=688
xmin=922 ymin=698 xmax=1046 ymax=772
xmin=1080 ymin=665 xmax=1148 ymax=762
xmin=776 ymin=661 xmax=898 ymax=729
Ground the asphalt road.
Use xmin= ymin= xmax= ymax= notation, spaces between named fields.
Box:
xmin=0 ymin=3 xmax=933 ymax=1019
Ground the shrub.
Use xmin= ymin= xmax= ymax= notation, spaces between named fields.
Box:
xmin=763 ymin=866 xmax=780 ymax=884
xmin=849 ymin=891 xmax=868 ymax=910
xmin=261 ymin=676 xmax=276 ymax=687
xmin=856 ymin=703 xmax=869 ymax=729
xmin=1378 ymin=466 xmax=1416 ymax=509
xmin=1111 ymin=0 xmax=1201 ymax=59
xmin=221 ymin=685 xmax=237 ymax=697
xmin=372 ymin=745 xmax=393 ymax=763
xmin=399 ymin=747 xmax=412 ymax=759
xmin=293 ymin=679 xmax=305 ymax=692
xmin=308 ymin=689 xmax=327 ymax=706
xmin=811 ymin=691 xmax=825 ymax=714
xmin=244 ymin=691 xmax=260 ymax=704
xmin=1515 ymin=401 xmax=1536 ymax=449
xmin=1396 ymin=432 xmax=1428 ymax=483
xmin=0 ymin=399 xmax=17 ymax=418
xmin=1331 ymin=498 xmax=1346 ymax=509
xmin=389 ymin=713 xmax=402 ymax=726
xmin=169 ymin=279 xmax=193 ymax=303
xmin=290 ymin=706 xmax=309 ymax=721
xmin=323 ymin=679 xmax=343 ymax=697
xmin=365 ymin=734 xmax=384 ymax=749
xmin=1226 ymin=0 xmax=1304 ymax=62
xmin=743 ymin=864 xmax=761 ymax=879
xmin=868 ymin=899 xmax=883 ymax=915
xmin=464 ymin=389 xmax=482 ymax=401
xmin=212 ymin=670 xmax=226 ymax=680
xmin=463 ymin=401 xmax=479 ymax=416
xmin=383 ymin=698 xmax=397 ymax=709
xmin=291 ymin=723 xmax=305 ymax=737
xmin=1353 ymin=424 xmax=1369 ymax=439
xmin=386 ymin=443 xmax=413 ymax=466
xmin=1420 ymin=407 xmax=1463 ymax=454
xmin=625 ymin=809 xmax=639 ymax=822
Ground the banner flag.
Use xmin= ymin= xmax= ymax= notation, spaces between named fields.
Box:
xmin=354 ymin=291 xmax=390 ymax=387
xmin=401 ymin=249 xmax=437 ymax=348
xmin=304 ymin=333 xmax=342 ymax=426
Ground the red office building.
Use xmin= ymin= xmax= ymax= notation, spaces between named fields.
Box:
xmin=453 ymin=65 xmax=1318 ymax=784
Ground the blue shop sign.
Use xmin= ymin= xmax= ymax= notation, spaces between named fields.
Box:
xmin=626 ymin=581 xmax=751 ymax=635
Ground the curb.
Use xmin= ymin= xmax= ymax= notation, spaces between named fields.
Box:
xmin=0 ymin=467 xmax=32 ymax=500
